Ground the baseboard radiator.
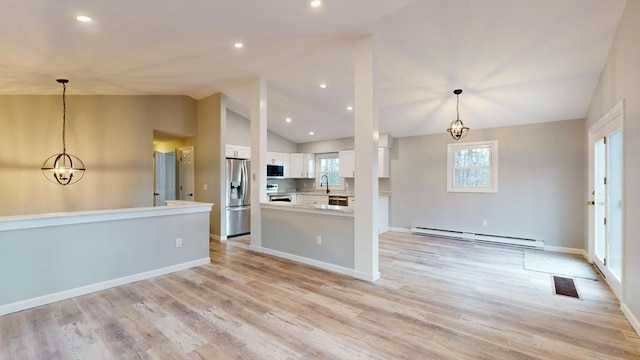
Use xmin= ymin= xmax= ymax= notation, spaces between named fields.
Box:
xmin=410 ymin=226 xmax=544 ymax=249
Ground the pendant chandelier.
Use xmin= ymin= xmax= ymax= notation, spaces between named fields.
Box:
xmin=446 ymin=89 xmax=470 ymax=140
xmin=41 ymin=79 xmax=86 ymax=185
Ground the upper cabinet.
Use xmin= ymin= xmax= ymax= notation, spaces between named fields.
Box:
xmin=266 ymin=151 xmax=284 ymax=165
xmin=338 ymin=150 xmax=355 ymax=178
xmin=304 ymin=153 xmax=315 ymax=179
xmin=282 ymin=153 xmax=291 ymax=178
xmin=378 ymin=147 xmax=390 ymax=178
xmin=289 ymin=153 xmax=315 ymax=178
xmin=226 ymin=144 xmax=251 ymax=159
xmin=338 ymin=148 xmax=389 ymax=178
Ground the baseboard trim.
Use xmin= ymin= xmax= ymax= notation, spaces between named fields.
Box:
xmin=621 ymin=302 xmax=640 ymax=336
xmin=388 ymin=227 xmax=412 ymax=233
xmin=210 ymin=234 xmax=227 ymax=242
xmin=353 ymin=270 xmax=381 ymax=282
xmin=250 ymin=246 xmax=355 ymax=279
xmin=544 ymin=245 xmax=588 ymax=259
xmin=0 ymin=257 xmax=210 ymax=316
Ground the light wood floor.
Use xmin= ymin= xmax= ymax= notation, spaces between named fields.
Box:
xmin=1 ymin=232 xmax=639 ymax=359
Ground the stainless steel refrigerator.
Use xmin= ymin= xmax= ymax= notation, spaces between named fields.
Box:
xmin=226 ymin=158 xmax=251 ymax=237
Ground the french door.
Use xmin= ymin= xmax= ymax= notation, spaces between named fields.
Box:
xmin=588 ymin=101 xmax=623 ymax=298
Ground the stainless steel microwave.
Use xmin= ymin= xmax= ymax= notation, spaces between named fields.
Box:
xmin=267 ymin=164 xmax=284 ymax=178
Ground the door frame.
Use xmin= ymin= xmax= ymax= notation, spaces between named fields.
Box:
xmin=587 ymin=100 xmax=624 ymax=298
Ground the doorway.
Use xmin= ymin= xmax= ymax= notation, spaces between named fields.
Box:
xmin=178 ymin=146 xmax=195 ymax=201
xmin=153 ymin=151 xmax=176 ymax=206
xmin=588 ymin=101 xmax=624 ymax=298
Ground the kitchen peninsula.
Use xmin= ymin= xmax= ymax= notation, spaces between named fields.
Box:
xmin=258 ymin=190 xmax=389 ymax=277
xmin=260 ymin=201 xmax=355 ymax=276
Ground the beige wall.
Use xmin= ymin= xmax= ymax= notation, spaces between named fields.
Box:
xmin=0 ymin=95 xmax=196 ymax=216
xmin=585 ymin=0 xmax=639 ymax=332
xmin=193 ymin=93 xmax=225 ymax=237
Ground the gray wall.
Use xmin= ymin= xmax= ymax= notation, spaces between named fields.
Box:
xmin=0 ymin=95 xmax=197 ymax=216
xmin=262 ymin=207 xmax=354 ymax=268
xmin=585 ymin=0 xmax=639 ymax=330
xmin=0 ymin=211 xmax=210 ymax=307
xmin=390 ymin=119 xmax=586 ymax=248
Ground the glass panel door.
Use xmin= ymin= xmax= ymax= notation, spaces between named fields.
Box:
xmin=608 ymin=130 xmax=623 ymax=281
xmin=594 ymin=138 xmax=606 ymax=262
xmin=589 ymin=102 xmax=623 ymax=299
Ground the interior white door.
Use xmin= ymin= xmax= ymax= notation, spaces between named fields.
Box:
xmin=588 ymin=102 xmax=623 ymax=298
xmin=153 ymin=151 xmax=166 ymax=206
xmin=178 ymin=146 xmax=195 ymax=201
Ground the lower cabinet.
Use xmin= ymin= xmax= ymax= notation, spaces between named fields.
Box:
xmin=301 ymin=195 xmax=328 ymax=206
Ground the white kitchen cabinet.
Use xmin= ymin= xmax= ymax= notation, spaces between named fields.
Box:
xmin=289 ymin=153 xmax=316 ymax=178
xmin=282 ymin=153 xmax=291 ymax=178
xmin=302 ymin=195 xmax=328 ymax=206
xmin=378 ymin=147 xmax=390 ymax=178
xmin=226 ymin=144 xmax=251 ymax=159
xmin=303 ymin=153 xmax=315 ymax=178
xmin=289 ymin=153 xmax=304 ymax=178
xmin=348 ymin=197 xmax=355 ymax=209
xmin=338 ymin=150 xmax=355 ymax=178
xmin=339 ymin=148 xmax=389 ymax=178
xmin=266 ymin=151 xmax=284 ymax=165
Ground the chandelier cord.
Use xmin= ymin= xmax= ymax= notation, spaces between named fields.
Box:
xmin=456 ymin=93 xmax=460 ymax=121
xmin=62 ymin=81 xmax=66 ymax=155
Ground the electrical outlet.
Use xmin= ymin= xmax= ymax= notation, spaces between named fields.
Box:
xmin=203 ymin=184 xmax=208 ymax=190
xmin=482 ymin=220 xmax=488 ymax=227
xmin=316 ymin=236 xmax=322 ymax=245
xmin=176 ymin=238 xmax=182 ymax=248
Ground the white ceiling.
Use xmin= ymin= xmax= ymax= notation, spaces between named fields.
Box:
xmin=0 ymin=0 xmax=626 ymax=144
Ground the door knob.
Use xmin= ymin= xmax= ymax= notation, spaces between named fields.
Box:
xmin=188 ymin=193 xmax=194 ymax=197
xmin=587 ymin=200 xmax=595 ymax=205
xmin=153 ymin=193 xmax=159 ymax=196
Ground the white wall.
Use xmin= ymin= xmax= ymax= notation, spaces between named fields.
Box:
xmin=226 ymin=109 xmax=297 ymax=152
xmin=297 ymin=137 xmax=354 ymax=154
xmin=0 ymin=95 xmax=197 ymax=216
xmin=585 ymin=0 xmax=639 ymax=333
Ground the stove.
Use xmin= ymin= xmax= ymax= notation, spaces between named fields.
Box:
xmin=266 ymin=183 xmax=278 ymax=194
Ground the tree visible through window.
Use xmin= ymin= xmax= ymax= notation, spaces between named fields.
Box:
xmin=316 ymin=153 xmax=343 ymax=189
xmin=447 ymin=140 xmax=498 ymax=193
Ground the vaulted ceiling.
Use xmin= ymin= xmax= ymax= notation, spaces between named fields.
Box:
xmin=0 ymin=0 xmax=626 ymax=143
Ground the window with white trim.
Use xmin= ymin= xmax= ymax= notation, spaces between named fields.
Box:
xmin=447 ymin=140 xmax=498 ymax=193
xmin=315 ymin=153 xmax=344 ymax=190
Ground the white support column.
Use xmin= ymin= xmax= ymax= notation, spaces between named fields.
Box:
xmin=353 ymin=36 xmax=380 ymax=282
xmin=250 ymin=78 xmax=268 ymax=250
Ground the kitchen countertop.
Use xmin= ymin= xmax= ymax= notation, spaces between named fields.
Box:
xmin=270 ymin=191 xmax=391 ymax=197
xmin=260 ymin=202 xmax=354 ymax=216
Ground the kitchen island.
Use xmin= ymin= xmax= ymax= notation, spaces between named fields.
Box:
xmin=258 ymin=202 xmax=355 ymax=276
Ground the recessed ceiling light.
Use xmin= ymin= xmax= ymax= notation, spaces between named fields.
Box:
xmin=234 ymin=42 xmax=244 ymax=49
xmin=76 ymin=15 xmax=92 ymax=22
xmin=285 ymin=118 xmax=292 ymax=123
xmin=310 ymin=0 xmax=322 ymax=8
xmin=319 ymin=83 xmax=327 ymax=89
xmin=347 ymin=106 xmax=353 ymax=111
xmin=309 ymin=131 xmax=315 ymax=135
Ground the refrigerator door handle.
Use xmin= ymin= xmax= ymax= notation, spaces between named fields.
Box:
xmin=241 ymin=162 xmax=247 ymax=202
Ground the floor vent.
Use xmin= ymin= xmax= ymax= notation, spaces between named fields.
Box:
xmin=410 ymin=226 xmax=544 ymax=249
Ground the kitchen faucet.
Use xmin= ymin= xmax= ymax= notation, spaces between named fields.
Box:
xmin=320 ymin=174 xmax=330 ymax=194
